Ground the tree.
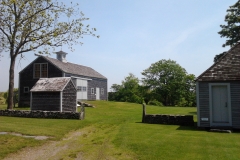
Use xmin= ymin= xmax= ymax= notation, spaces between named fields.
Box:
xmin=218 ymin=0 xmax=240 ymax=47
xmin=213 ymin=52 xmax=227 ymax=63
xmin=142 ymin=59 xmax=193 ymax=106
xmin=109 ymin=73 xmax=143 ymax=104
xmin=0 ymin=0 xmax=98 ymax=109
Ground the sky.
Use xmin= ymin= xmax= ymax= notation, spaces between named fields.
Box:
xmin=0 ymin=0 xmax=237 ymax=92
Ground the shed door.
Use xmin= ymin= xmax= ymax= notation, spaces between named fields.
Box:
xmin=211 ymin=85 xmax=230 ymax=125
xmin=96 ymin=88 xmax=100 ymax=100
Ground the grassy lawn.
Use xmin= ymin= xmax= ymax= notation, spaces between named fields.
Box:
xmin=0 ymin=101 xmax=240 ymax=159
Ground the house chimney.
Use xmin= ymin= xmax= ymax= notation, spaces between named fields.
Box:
xmin=55 ymin=51 xmax=68 ymax=63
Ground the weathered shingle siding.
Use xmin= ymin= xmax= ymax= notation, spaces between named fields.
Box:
xmin=230 ymin=82 xmax=240 ymax=128
xmin=198 ymin=82 xmax=210 ymax=127
xmin=198 ymin=81 xmax=240 ymax=128
xmin=65 ymin=73 xmax=108 ymax=101
xmin=19 ymin=57 xmax=62 ymax=107
xmin=87 ymin=78 xmax=108 ymax=100
xmin=31 ymin=92 xmax=60 ymax=111
xmin=62 ymin=81 xmax=76 ymax=112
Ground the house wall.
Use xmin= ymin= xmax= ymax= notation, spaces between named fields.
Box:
xmin=62 ymin=81 xmax=76 ymax=112
xmin=87 ymin=78 xmax=108 ymax=100
xmin=65 ymin=73 xmax=108 ymax=101
xmin=19 ymin=57 xmax=62 ymax=107
xmin=198 ymin=81 xmax=240 ymax=129
xmin=31 ymin=92 xmax=60 ymax=111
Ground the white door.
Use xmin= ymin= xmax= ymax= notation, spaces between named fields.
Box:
xmin=211 ymin=85 xmax=230 ymax=125
xmin=76 ymin=79 xmax=87 ymax=100
xmin=96 ymin=88 xmax=100 ymax=100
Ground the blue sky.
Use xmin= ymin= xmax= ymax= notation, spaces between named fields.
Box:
xmin=0 ymin=0 xmax=236 ymax=91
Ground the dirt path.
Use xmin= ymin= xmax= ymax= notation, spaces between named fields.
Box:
xmin=3 ymin=125 xmax=136 ymax=160
xmin=3 ymin=128 xmax=84 ymax=160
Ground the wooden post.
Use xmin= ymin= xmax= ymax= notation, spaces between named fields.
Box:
xmin=142 ymin=103 xmax=146 ymax=123
xmin=79 ymin=105 xmax=85 ymax=120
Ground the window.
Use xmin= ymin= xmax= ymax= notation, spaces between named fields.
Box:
xmin=101 ymin=88 xmax=104 ymax=95
xmin=24 ymin=87 xmax=29 ymax=93
xmin=91 ymin=88 xmax=94 ymax=94
xmin=77 ymin=86 xmax=82 ymax=91
xmin=77 ymin=86 xmax=87 ymax=92
xmin=34 ymin=63 xmax=48 ymax=78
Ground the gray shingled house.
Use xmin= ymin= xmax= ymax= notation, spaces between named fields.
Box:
xmin=30 ymin=77 xmax=76 ymax=112
xmin=196 ymin=43 xmax=240 ymax=129
xmin=19 ymin=51 xmax=107 ymax=107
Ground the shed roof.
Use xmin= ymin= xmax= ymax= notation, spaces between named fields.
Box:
xmin=30 ymin=77 xmax=73 ymax=92
xmin=43 ymin=56 xmax=107 ymax=79
xmin=196 ymin=43 xmax=240 ymax=81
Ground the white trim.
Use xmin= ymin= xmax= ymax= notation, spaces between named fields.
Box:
xmin=196 ymin=82 xmax=200 ymax=127
xmin=91 ymin=88 xmax=94 ymax=94
xmin=71 ymin=76 xmax=92 ymax=81
xmin=209 ymin=83 xmax=232 ymax=127
xmin=24 ymin=87 xmax=29 ymax=93
xmin=33 ymin=63 xmax=48 ymax=78
xmin=60 ymin=91 xmax=63 ymax=112
xmin=62 ymin=72 xmax=65 ymax=77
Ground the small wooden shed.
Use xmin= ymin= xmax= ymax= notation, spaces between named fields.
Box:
xmin=30 ymin=77 xmax=77 ymax=112
xmin=196 ymin=43 xmax=240 ymax=129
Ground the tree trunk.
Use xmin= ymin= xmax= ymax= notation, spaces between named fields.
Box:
xmin=7 ymin=57 xmax=16 ymax=110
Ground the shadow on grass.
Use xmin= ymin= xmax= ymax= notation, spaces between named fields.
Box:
xmin=189 ymin=111 xmax=197 ymax=115
xmin=137 ymin=121 xmax=208 ymax=132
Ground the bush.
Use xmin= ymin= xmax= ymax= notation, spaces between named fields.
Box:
xmin=0 ymin=97 xmax=5 ymax=105
xmin=148 ymin=100 xmax=164 ymax=106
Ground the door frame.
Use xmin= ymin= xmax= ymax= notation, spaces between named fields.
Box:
xmin=209 ymin=83 xmax=232 ymax=127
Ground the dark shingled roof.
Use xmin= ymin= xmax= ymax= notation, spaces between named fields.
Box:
xmin=42 ymin=56 xmax=107 ymax=79
xmin=196 ymin=43 xmax=240 ymax=81
xmin=31 ymin=77 xmax=73 ymax=92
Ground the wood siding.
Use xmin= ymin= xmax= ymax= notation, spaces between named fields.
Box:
xmin=31 ymin=92 xmax=60 ymax=111
xmin=65 ymin=73 xmax=108 ymax=101
xmin=62 ymin=81 xmax=76 ymax=112
xmin=198 ymin=81 xmax=240 ymax=129
xmin=230 ymin=82 xmax=240 ymax=128
xmin=198 ymin=82 xmax=210 ymax=127
xmin=87 ymin=78 xmax=108 ymax=100
xmin=19 ymin=57 xmax=62 ymax=107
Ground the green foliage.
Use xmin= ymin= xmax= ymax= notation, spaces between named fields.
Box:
xmin=0 ymin=97 xmax=5 ymax=105
xmin=142 ymin=59 xmax=196 ymax=106
xmin=3 ymin=88 xmax=18 ymax=105
xmin=218 ymin=0 xmax=240 ymax=47
xmin=109 ymin=60 xmax=196 ymax=106
xmin=109 ymin=73 xmax=143 ymax=104
xmin=148 ymin=99 xmax=164 ymax=106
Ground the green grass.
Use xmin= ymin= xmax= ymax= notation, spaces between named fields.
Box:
xmin=0 ymin=101 xmax=240 ymax=159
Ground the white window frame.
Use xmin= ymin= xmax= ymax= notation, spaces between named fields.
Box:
xmin=91 ymin=88 xmax=94 ymax=94
xmin=24 ymin=87 xmax=29 ymax=93
xmin=33 ymin=63 xmax=48 ymax=78
xmin=101 ymin=88 xmax=104 ymax=95
xmin=83 ymin=86 xmax=87 ymax=92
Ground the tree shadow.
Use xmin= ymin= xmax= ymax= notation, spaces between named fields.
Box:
xmin=189 ymin=111 xmax=197 ymax=115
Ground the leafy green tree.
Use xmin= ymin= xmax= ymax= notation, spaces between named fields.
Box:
xmin=0 ymin=0 xmax=98 ymax=109
xmin=218 ymin=0 xmax=240 ymax=47
xmin=142 ymin=59 xmax=193 ymax=106
xmin=109 ymin=73 xmax=143 ymax=104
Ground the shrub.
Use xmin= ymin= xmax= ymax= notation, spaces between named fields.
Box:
xmin=0 ymin=97 xmax=5 ymax=105
xmin=148 ymin=100 xmax=164 ymax=106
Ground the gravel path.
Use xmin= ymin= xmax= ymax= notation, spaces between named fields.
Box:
xmin=3 ymin=129 xmax=84 ymax=160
